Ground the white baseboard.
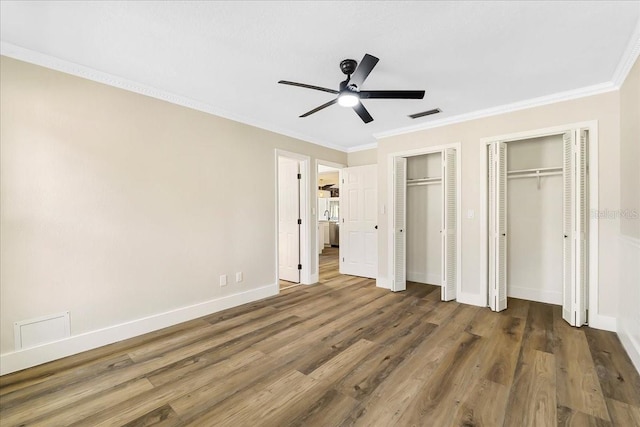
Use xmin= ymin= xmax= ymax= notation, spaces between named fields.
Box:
xmin=618 ymin=319 xmax=640 ymax=375
xmin=616 ymin=235 xmax=640 ymax=373
xmin=306 ymin=273 xmax=319 ymax=285
xmin=457 ymin=291 xmax=487 ymax=307
xmin=406 ymin=271 xmax=425 ymax=283
xmin=588 ymin=314 xmax=617 ymax=332
xmin=508 ymin=286 xmax=562 ymax=305
xmin=407 ymin=272 xmax=440 ymax=286
xmin=0 ymin=284 xmax=277 ymax=376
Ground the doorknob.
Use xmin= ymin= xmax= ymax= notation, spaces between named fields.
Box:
xmin=375 ymin=225 xmax=378 ymax=229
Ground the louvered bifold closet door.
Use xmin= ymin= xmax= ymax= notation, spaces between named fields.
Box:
xmin=393 ymin=156 xmax=407 ymax=292
xmin=562 ymin=131 xmax=574 ymax=324
xmin=441 ymin=148 xmax=457 ymax=301
xmin=575 ymin=129 xmax=588 ymax=325
xmin=488 ymin=144 xmax=497 ymax=310
xmin=488 ymin=142 xmax=508 ymax=312
xmin=496 ymin=142 xmax=508 ymax=311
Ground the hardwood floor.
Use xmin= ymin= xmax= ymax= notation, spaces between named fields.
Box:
xmin=1 ymin=254 xmax=639 ymax=426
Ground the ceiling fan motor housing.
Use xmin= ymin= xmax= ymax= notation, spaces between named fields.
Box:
xmin=340 ymin=59 xmax=358 ymax=76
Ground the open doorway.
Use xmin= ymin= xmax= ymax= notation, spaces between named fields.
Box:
xmin=316 ymin=161 xmax=344 ymax=282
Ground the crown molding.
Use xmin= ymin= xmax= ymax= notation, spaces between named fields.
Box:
xmin=346 ymin=142 xmax=378 ymax=153
xmin=376 ymin=17 xmax=639 ymax=141
xmin=4 ymin=23 xmax=639 ymax=154
xmin=612 ymin=18 xmax=640 ymax=88
xmin=373 ymin=81 xmax=617 ymax=140
xmin=0 ymin=41 xmax=349 ymax=154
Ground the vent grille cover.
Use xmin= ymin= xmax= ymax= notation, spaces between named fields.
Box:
xmin=408 ymin=108 xmax=441 ymax=119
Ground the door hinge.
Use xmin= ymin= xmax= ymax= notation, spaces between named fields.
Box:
xmin=297 ymin=173 xmax=301 ymax=179
xmin=297 ymin=264 xmax=302 ymax=270
xmin=297 ymin=219 xmax=302 ymax=225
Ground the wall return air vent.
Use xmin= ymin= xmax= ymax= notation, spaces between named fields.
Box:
xmin=14 ymin=311 xmax=71 ymax=350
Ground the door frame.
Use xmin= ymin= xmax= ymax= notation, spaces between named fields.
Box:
xmin=275 ymin=150 xmax=311 ymax=288
xmin=315 ymin=159 xmax=345 ymax=283
xmin=479 ymin=121 xmax=600 ymax=324
xmin=387 ymin=143 xmax=462 ymax=296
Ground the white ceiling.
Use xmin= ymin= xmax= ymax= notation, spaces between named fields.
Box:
xmin=1 ymin=1 xmax=639 ymax=151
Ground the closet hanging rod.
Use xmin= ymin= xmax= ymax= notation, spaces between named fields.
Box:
xmin=507 ymin=166 xmax=562 ymax=175
xmin=406 ymin=177 xmax=442 ymax=184
xmin=507 ymin=171 xmax=563 ymax=179
xmin=407 ymin=181 xmax=442 ymax=187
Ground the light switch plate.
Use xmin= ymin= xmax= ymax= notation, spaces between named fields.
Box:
xmin=219 ymin=274 xmax=228 ymax=287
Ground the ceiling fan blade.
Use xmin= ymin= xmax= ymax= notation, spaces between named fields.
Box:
xmin=300 ymin=98 xmax=338 ymax=117
xmin=278 ymin=80 xmax=339 ymax=94
xmin=359 ymin=90 xmax=425 ymax=99
xmin=353 ymin=102 xmax=373 ymax=123
xmin=350 ymin=54 xmax=379 ymax=87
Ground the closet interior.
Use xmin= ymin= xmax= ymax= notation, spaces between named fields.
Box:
xmin=406 ymin=153 xmax=442 ymax=286
xmin=507 ymin=135 xmax=564 ymax=305
xmin=392 ymin=147 xmax=457 ymax=300
xmin=487 ymin=128 xmax=589 ymax=326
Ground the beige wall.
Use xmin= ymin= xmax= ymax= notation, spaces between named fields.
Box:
xmin=0 ymin=57 xmax=346 ymax=355
xmin=348 ymin=148 xmax=377 ymax=166
xmin=377 ymin=90 xmax=621 ymax=317
xmin=617 ymin=56 xmax=640 ymax=371
xmin=619 ymin=57 xmax=640 ymax=239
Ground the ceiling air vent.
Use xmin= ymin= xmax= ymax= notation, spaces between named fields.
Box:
xmin=408 ymin=108 xmax=441 ymax=119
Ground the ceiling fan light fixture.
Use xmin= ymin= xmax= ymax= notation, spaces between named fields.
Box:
xmin=337 ymin=93 xmax=359 ymax=107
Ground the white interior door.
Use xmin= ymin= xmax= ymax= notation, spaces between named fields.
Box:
xmin=441 ymin=149 xmax=457 ymax=301
xmin=392 ymin=157 xmax=407 ymax=292
xmin=278 ymin=156 xmax=300 ymax=283
xmin=563 ymin=130 xmax=588 ymax=326
xmin=489 ymin=142 xmax=508 ymax=311
xmin=340 ymin=164 xmax=378 ymax=278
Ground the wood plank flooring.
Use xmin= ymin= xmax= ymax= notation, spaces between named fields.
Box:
xmin=1 ymin=251 xmax=638 ymax=426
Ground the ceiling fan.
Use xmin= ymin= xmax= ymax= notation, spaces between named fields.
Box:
xmin=278 ymin=54 xmax=425 ymax=124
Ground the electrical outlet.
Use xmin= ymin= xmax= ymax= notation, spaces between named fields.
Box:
xmin=236 ymin=272 xmax=243 ymax=283
xmin=219 ymin=274 xmax=228 ymax=287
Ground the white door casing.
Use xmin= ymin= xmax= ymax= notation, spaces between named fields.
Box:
xmin=278 ymin=156 xmax=300 ymax=283
xmin=340 ymin=164 xmax=378 ymax=279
